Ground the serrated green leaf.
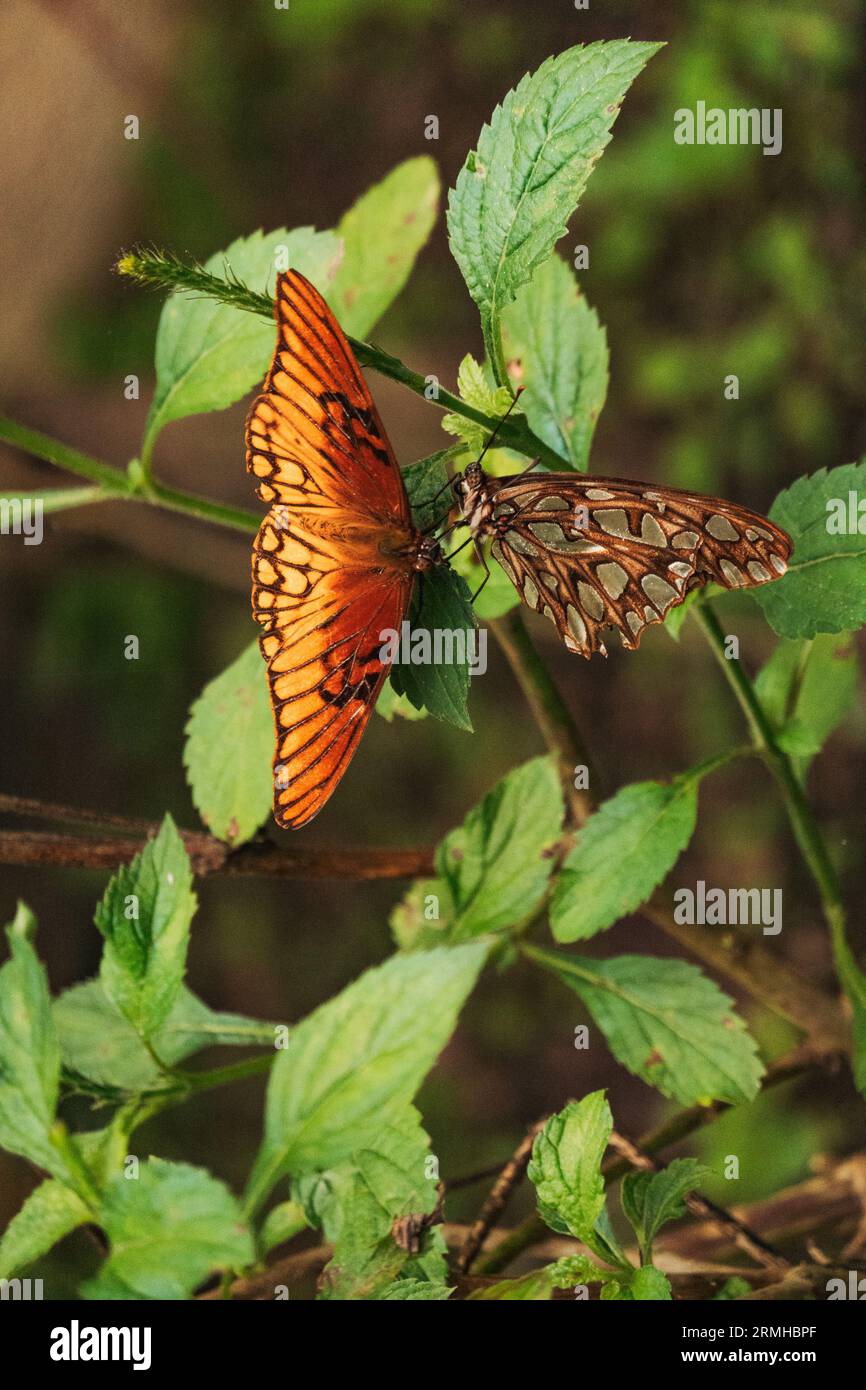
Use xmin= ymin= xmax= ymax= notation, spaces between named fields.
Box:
xmin=245 ymin=942 xmax=487 ymax=1214
xmin=376 ymin=1279 xmax=453 ymax=1300
xmin=527 ymin=1093 xmax=611 ymax=1248
xmin=184 ymin=641 xmax=273 ymax=846
xmin=755 ymin=633 xmax=857 ymax=767
xmin=500 ymin=254 xmax=608 ymax=471
xmin=0 ymin=1179 xmax=89 ymax=1279
xmin=447 ymin=40 xmax=662 ymax=324
xmin=94 ymin=816 xmax=197 ymax=1041
xmin=620 ymin=1157 xmax=709 ymax=1262
xmin=436 ymin=755 xmax=564 ymax=938
xmin=83 ymin=1159 xmax=253 ymax=1300
xmin=389 ymin=566 xmax=477 ymax=730
xmin=550 ymin=774 xmax=700 ymax=942
xmin=144 ymin=227 xmax=342 ymax=453
xmin=54 ymin=979 xmax=273 ymax=1091
xmin=303 ymin=1107 xmax=445 ymax=1300
xmin=441 ymin=354 xmax=514 ymax=453
xmin=528 ymin=948 xmax=765 ymax=1105
xmin=0 ymin=905 xmax=67 ymax=1178
xmin=330 ymin=157 xmax=440 ymax=338
xmin=755 ymin=461 xmax=866 ymax=638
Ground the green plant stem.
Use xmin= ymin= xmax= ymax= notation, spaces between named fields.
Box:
xmin=0 ymin=417 xmax=130 ymax=493
xmin=0 ymin=485 xmax=108 ymax=513
xmin=49 ymin=1121 xmax=101 ymax=1212
xmin=482 ymin=312 xmax=512 ymax=395
xmin=116 ymin=249 xmax=565 ymax=468
xmin=693 ymin=605 xmax=853 ymax=982
xmin=490 ymin=608 xmax=596 ymax=824
xmin=0 ymin=415 xmax=260 ymax=534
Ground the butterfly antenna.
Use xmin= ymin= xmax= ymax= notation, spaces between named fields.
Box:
xmin=475 ymin=386 xmax=525 ymax=469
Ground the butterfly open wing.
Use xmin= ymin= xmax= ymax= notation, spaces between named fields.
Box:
xmin=246 ymin=270 xmax=418 ymax=828
xmin=482 ymin=474 xmax=792 ymax=657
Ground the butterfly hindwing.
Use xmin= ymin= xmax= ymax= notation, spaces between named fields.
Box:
xmin=482 ymin=474 xmax=791 ymax=657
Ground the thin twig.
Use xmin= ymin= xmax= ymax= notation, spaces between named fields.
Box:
xmin=0 ymin=826 xmax=434 ymax=882
xmin=457 ymin=1117 xmax=547 ymax=1275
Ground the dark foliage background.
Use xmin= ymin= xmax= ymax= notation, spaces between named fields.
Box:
xmin=1 ymin=0 xmax=864 ymax=1294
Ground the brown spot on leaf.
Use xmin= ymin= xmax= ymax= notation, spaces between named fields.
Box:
xmin=644 ymin=1049 xmax=664 ymax=1069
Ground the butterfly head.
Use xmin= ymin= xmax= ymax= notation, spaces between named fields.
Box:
xmin=452 ymin=463 xmax=491 ymax=530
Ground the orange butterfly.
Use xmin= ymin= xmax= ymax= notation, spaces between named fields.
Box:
xmin=245 ymin=270 xmax=442 ymax=829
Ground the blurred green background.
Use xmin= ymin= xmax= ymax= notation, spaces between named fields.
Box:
xmin=1 ymin=0 xmax=864 ymax=1292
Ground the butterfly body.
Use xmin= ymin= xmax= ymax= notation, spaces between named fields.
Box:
xmin=454 ymin=464 xmax=792 ymax=657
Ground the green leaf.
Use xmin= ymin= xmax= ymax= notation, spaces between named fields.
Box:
xmin=376 ymin=1279 xmax=453 ymax=1300
xmin=469 ymin=1269 xmax=556 ymax=1300
xmin=375 ymin=679 xmax=429 ymax=723
xmin=550 ymin=773 xmax=701 ymax=942
xmin=184 ymin=641 xmax=273 ymax=846
xmin=628 ymin=1265 xmax=672 ymax=1301
xmin=144 ymin=226 xmax=342 ymax=453
xmin=620 ymin=1158 xmax=709 ymax=1262
xmin=713 ymin=1276 xmax=753 ymax=1300
xmin=436 ymin=755 xmax=564 ymax=938
xmin=330 ymin=157 xmax=440 ymax=338
xmin=83 ymin=1159 xmax=253 ymax=1300
xmin=389 ymin=879 xmax=452 ymax=953
xmin=500 ymin=254 xmax=608 ymax=470
xmin=0 ymin=1179 xmax=90 ymax=1278
xmin=258 ymin=1201 xmax=308 ymax=1257
xmin=54 ymin=980 xmax=273 ymax=1091
xmin=389 ymin=566 xmax=477 ymax=730
xmin=441 ymin=354 xmax=514 ymax=453
xmin=755 ymin=634 xmax=857 ymax=765
xmin=0 ymin=904 xmax=67 ymax=1178
xmin=95 ymin=816 xmax=197 ymax=1041
xmin=447 ymin=40 xmax=662 ymax=326
xmin=755 ymin=461 xmax=866 ymax=638
xmin=401 ymin=448 xmax=460 ymax=532
xmin=301 ymin=1107 xmax=445 ymax=1300
xmin=245 ymin=942 xmax=487 ymax=1214
xmin=527 ymin=1093 xmax=611 ymax=1248
xmin=528 ymin=948 xmax=765 ymax=1106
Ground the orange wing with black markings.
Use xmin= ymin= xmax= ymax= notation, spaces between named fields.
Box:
xmin=245 ymin=269 xmax=428 ymax=829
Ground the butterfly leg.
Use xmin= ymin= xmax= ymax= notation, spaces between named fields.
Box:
xmin=469 ymin=538 xmax=491 ymax=605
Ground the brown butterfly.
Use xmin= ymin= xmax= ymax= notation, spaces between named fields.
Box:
xmin=245 ymin=269 xmax=442 ymax=829
xmin=452 ymin=454 xmax=792 ymax=657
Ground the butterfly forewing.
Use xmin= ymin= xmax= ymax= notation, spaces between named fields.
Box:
xmin=477 ymin=473 xmax=791 ymax=657
xmin=246 ymin=269 xmax=422 ymax=828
